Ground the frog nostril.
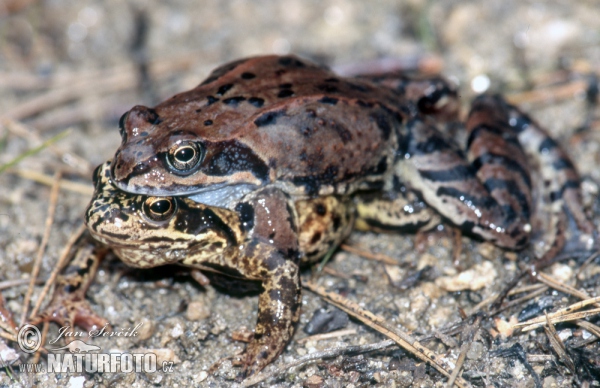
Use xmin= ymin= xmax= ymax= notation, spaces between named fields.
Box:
xmin=133 ymin=162 xmax=149 ymax=174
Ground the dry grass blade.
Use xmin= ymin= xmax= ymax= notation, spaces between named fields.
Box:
xmin=447 ymin=316 xmax=482 ymax=388
xmin=536 ymin=272 xmax=594 ymax=304
xmin=0 ymin=294 xmax=17 ymax=335
xmin=19 ymin=171 xmax=62 ymax=326
xmin=303 ymin=280 xmax=470 ymax=388
xmin=4 ymin=119 xmax=91 ymax=174
xmin=0 ymin=279 xmax=44 ymax=291
xmin=241 ymin=339 xmax=395 ymax=387
xmin=447 ymin=349 xmax=467 ymax=388
xmin=544 ymin=312 xmax=576 ymax=374
xmin=296 ymin=328 xmax=357 ymax=344
xmin=2 ymin=57 xmax=194 ymax=122
xmin=29 ymin=224 xmax=87 ymax=320
xmin=466 ymin=283 xmax=547 ymax=316
xmin=506 ymin=79 xmax=587 ymax=106
xmin=0 ymin=129 xmax=70 ymax=175
xmin=340 ymin=244 xmax=398 ymax=265
xmin=9 ymin=169 xmax=93 ymax=196
xmin=0 ymin=332 xmax=16 ymax=342
xmin=520 ymin=309 xmax=600 ymax=332
xmin=513 ymin=296 xmax=600 ymax=331
xmin=574 ymin=252 xmax=600 ymax=280
xmin=575 ymin=321 xmax=600 ymax=340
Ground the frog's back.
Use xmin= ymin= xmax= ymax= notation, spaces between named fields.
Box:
xmin=113 ymin=55 xmax=406 ymax=198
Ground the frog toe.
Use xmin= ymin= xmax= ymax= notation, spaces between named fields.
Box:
xmin=30 ymin=298 xmax=108 ymax=333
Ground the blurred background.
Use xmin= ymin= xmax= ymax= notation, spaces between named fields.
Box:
xmin=1 ymin=1 xmax=599 ymax=386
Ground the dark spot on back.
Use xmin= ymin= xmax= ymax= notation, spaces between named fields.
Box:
xmin=254 ymin=109 xmax=286 ymax=127
xmin=348 ymin=83 xmax=370 ymax=92
xmin=204 ymin=140 xmax=269 ymax=182
xmin=318 ymin=96 xmax=338 ymax=105
xmin=241 ymin=72 xmax=256 ymax=79
xmin=204 ymin=120 xmax=213 ymax=126
xmin=278 ymin=89 xmax=294 ymax=98
xmin=206 ymin=96 xmax=219 ymax=105
xmin=371 ymin=112 xmax=392 ymax=140
xmin=199 ymin=58 xmax=248 ymax=86
xmin=216 ymin=83 xmax=234 ymax=96
xmin=356 ymin=100 xmax=373 ymax=108
xmin=330 ymin=121 xmax=352 ymax=143
xmin=248 ymin=97 xmax=265 ymax=107
xmin=223 ymin=96 xmax=246 ymax=105
xmin=278 ymin=56 xmax=306 ymax=67
xmin=317 ymin=84 xmax=338 ymax=93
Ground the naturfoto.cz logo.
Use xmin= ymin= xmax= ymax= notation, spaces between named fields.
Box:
xmin=17 ymin=324 xmax=174 ymax=374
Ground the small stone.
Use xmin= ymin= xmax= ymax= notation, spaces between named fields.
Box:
xmin=494 ymin=316 xmax=518 ymax=338
xmin=305 ymin=374 xmax=324 ymax=387
xmin=185 ymin=299 xmax=211 ymax=321
xmin=466 ymin=341 xmax=484 ymax=360
xmin=435 ymin=261 xmax=497 ymax=291
xmin=137 ymin=319 xmax=155 ymax=341
xmin=67 ymin=375 xmax=85 ymax=388
xmin=543 ymin=376 xmax=558 ymax=388
xmin=143 ymin=348 xmax=181 ymax=365
xmin=196 ymin=371 xmax=208 ymax=382
xmin=558 ymin=329 xmax=572 ymax=342
xmin=550 ymin=264 xmax=573 ymax=284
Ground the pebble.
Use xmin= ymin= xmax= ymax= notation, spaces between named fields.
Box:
xmin=185 ymin=299 xmax=211 ymax=321
xmin=435 ymin=261 xmax=497 ymax=291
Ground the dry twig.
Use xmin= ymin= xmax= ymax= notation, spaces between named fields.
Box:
xmin=19 ymin=171 xmax=62 ymax=326
xmin=303 ymin=280 xmax=470 ymax=388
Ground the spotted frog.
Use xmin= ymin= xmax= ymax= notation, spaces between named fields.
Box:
xmin=111 ymin=55 xmax=592 ymax=249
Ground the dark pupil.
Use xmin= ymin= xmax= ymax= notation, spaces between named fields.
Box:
xmin=175 ymin=146 xmax=195 ymax=162
xmin=150 ymin=200 xmax=171 ymax=214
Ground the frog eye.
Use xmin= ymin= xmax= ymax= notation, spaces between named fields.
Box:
xmin=143 ymin=197 xmax=177 ymax=222
xmin=167 ymin=141 xmax=204 ymax=174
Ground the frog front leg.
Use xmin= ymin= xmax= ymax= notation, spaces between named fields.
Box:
xmin=188 ymin=188 xmax=302 ymax=377
xmin=29 ymin=230 xmax=109 ymax=331
xmin=236 ymin=188 xmax=303 ymax=377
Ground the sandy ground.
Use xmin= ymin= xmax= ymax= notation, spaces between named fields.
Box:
xmin=1 ymin=1 xmax=600 ymax=387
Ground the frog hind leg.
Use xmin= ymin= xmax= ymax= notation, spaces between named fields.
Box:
xmin=354 ymin=180 xmax=441 ymax=234
xmin=395 ymin=96 xmax=533 ymax=249
xmin=29 ymin=231 xmax=109 ymax=332
xmin=502 ymin=95 xmax=596 ymax=253
xmin=295 ymin=195 xmax=356 ymax=264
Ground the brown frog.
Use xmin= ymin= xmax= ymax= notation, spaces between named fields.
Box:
xmin=109 ymin=55 xmax=593 ymax=251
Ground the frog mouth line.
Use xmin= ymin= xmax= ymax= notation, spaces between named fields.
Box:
xmin=185 ymin=183 xmax=258 ymax=208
